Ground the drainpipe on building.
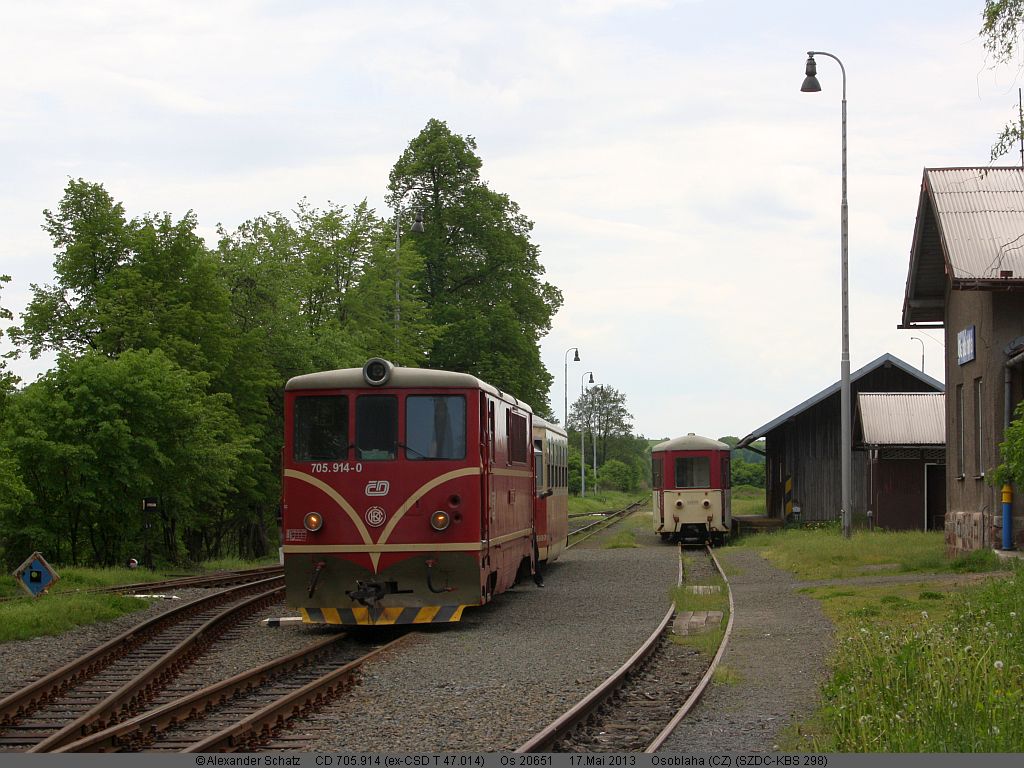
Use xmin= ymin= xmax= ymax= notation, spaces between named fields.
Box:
xmin=1002 ymin=345 xmax=1024 ymax=550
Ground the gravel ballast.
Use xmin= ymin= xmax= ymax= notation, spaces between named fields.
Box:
xmin=0 ymin=534 xmax=840 ymax=753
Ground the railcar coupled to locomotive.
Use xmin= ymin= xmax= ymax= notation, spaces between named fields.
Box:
xmin=532 ymin=416 xmax=569 ymax=567
xmin=651 ymin=433 xmax=732 ymax=546
xmin=281 ymin=358 xmax=564 ymax=626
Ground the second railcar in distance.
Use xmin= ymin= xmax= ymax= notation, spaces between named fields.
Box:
xmin=281 ymin=358 xmax=538 ymax=626
xmin=652 ymin=433 xmax=732 ymax=546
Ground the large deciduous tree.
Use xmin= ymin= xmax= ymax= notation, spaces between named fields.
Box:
xmin=1 ymin=350 xmax=252 ymax=567
xmin=568 ymin=385 xmax=635 ymax=466
xmin=981 ymin=1 xmax=1024 ymax=160
xmin=387 ymin=119 xmax=562 ymax=412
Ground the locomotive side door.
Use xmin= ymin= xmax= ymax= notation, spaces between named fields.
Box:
xmin=481 ymin=395 xmax=494 ymax=561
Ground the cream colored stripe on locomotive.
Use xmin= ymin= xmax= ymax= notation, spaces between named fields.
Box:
xmin=491 ymin=468 xmax=533 ymax=478
xmin=284 ymin=542 xmax=484 ymax=553
xmin=374 ymin=467 xmax=483 ymax=564
xmin=282 ymin=527 xmax=534 ymax=554
xmin=284 ymin=469 xmax=373 ymax=545
xmin=288 ymin=466 xmax=484 ymax=572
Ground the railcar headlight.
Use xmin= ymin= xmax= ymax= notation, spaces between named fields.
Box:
xmin=304 ymin=512 xmax=324 ymax=532
xmin=430 ymin=510 xmax=451 ymax=531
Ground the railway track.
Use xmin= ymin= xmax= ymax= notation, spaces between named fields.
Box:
xmin=0 ymin=576 xmax=285 ymax=752
xmin=0 ymin=564 xmax=284 ymax=604
xmin=54 ymin=633 xmax=412 ymax=752
xmin=567 ymin=497 xmax=647 ymax=546
xmin=516 ymin=545 xmax=734 ymax=752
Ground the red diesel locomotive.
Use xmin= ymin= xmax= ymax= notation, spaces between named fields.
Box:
xmin=281 ymin=358 xmax=560 ymax=626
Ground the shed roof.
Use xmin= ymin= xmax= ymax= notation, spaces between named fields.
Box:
xmin=736 ymin=353 xmax=943 ymax=448
xmin=902 ymin=167 xmax=1024 ymax=327
xmin=857 ymin=392 xmax=945 ymax=447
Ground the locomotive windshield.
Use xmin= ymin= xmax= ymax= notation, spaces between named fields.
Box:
xmin=293 ymin=396 xmax=349 ymax=461
xmin=675 ymin=456 xmax=710 ymax=488
xmin=356 ymin=395 xmax=398 ymax=460
xmin=405 ymin=395 xmax=466 ymax=460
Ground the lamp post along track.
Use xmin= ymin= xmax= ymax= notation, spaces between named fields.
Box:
xmin=516 ymin=545 xmax=733 ymax=752
xmin=0 ymin=576 xmax=284 ymax=752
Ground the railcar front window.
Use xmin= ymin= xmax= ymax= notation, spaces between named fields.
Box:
xmin=356 ymin=396 xmax=398 ymax=460
xmin=293 ymin=396 xmax=348 ymax=461
xmin=405 ymin=395 xmax=466 ymax=460
xmin=675 ymin=456 xmax=710 ymax=488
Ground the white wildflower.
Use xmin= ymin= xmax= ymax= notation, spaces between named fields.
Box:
xmin=995 ymin=660 xmax=1004 ymax=670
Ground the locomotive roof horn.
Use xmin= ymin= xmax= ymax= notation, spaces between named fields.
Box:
xmin=363 ymin=358 xmax=394 ymax=386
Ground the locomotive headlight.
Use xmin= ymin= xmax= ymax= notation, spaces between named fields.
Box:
xmin=363 ymin=358 xmax=394 ymax=386
xmin=430 ymin=510 xmax=451 ymax=531
xmin=303 ymin=512 xmax=324 ymax=532
xmin=702 ymin=499 xmax=711 ymax=509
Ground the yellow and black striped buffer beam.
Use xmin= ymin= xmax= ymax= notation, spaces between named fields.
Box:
xmin=301 ymin=605 xmax=467 ymax=626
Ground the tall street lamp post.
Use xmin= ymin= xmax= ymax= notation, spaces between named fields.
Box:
xmin=580 ymin=371 xmax=594 ymax=497
xmin=801 ymin=50 xmax=852 ymax=539
xmin=564 ymin=347 xmax=580 ymax=426
xmin=393 ymin=196 xmax=425 ymax=360
xmin=910 ymin=336 xmax=925 ymax=372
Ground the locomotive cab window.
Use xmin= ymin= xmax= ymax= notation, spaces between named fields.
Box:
xmin=508 ymin=412 xmax=528 ymax=464
xmin=675 ymin=456 xmax=710 ymax=488
xmin=293 ymin=395 xmax=349 ymax=461
xmin=356 ymin=395 xmax=397 ymax=460
xmin=405 ymin=395 xmax=466 ymax=460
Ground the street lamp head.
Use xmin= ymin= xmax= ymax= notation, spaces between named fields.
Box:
xmin=801 ymin=54 xmax=821 ymax=92
xmin=411 ymin=209 xmax=425 ymax=233
xmin=587 ymin=372 xmax=594 ymax=384
xmin=573 ymin=349 xmax=580 ymax=362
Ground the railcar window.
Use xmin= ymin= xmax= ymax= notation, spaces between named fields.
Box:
xmin=651 ymin=455 xmax=663 ymax=489
xmin=356 ymin=396 xmax=398 ymax=460
xmin=293 ymin=396 xmax=349 ymax=461
xmin=675 ymin=456 xmax=710 ymax=488
xmin=405 ymin=395 xmax=466 ymax=460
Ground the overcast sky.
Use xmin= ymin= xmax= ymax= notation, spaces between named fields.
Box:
xmin=1 ymin=1 xmax=1018 ymax=440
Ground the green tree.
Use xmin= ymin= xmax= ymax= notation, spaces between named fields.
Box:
xmin=1 ymin=350 xmax=251 ymax=567
xmin=13 ymin=179 xmax=235 ymax=383
xmin=387 ymin=119 xmax=562 ymax=411
xmin=599 ymin=459 xmax=639 ymax=492
xmin=568 ymin=385 xmax=635 ymax=466
xmin=980 ymin=1 xmax=1024 ymax=160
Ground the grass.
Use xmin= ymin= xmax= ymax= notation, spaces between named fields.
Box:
xmin=734 ymin=527 xmax=1008 ymax=580
xmin=0 ymin=594 xmax=152 ymax=643
xmin=670 ymin=552 xmax=730 ymax=657
xmin=738 ymin=526 xmax=1024 ymax=752
xmin=568 ymin=490 xmax=645 ymax=517
xmin=731 ymin=484 xmax=766 ymax=516
xmin=810 ymin=569 xmax=1024 ymax=751
xmin=0 ymin=557 xmax=279 ymax=643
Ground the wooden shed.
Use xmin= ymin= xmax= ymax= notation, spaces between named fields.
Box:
xmin=737 ymin=354 xmax=943 ymax=523
xmin=856 ymin=392 xmax=946 ymax=531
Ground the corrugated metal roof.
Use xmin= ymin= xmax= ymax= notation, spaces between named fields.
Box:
xmin=736 ymin=353 xmax=944 ymax=448
xmin=857 ymin=392 xmax=945 ymax=446
xmin=926 ymin=167 xmax=1024 ymax=281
